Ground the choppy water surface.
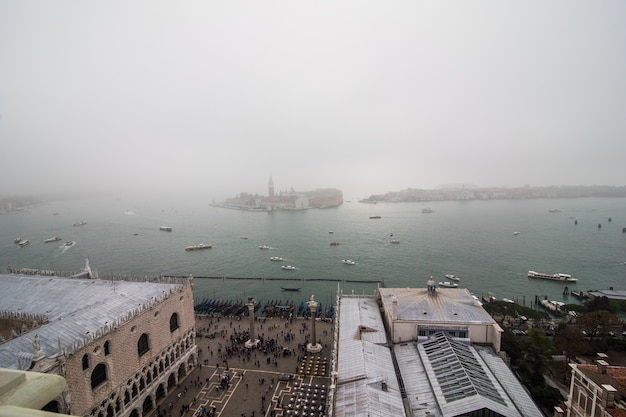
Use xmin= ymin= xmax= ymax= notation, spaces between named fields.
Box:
xmin=2 ymin=196 xmax=625 ymax=307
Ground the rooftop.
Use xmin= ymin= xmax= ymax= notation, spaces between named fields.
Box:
xmin=0 ymin=274 xmax=186 ymax=370
xmin=378 ymin=287 xmax=495 ymax=324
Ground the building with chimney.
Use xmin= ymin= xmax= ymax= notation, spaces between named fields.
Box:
xmin=566 ymin=358 xmax=626 ymax=417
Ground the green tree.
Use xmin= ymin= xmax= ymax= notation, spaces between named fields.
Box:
xmin=554 ymin=324 xmax=589 ymax=361
xmin=577 ymin=310 xmax=622 ymax=341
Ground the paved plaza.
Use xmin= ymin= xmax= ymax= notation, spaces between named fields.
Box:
xmin=151 ymin=314 xmax=335 ymax=417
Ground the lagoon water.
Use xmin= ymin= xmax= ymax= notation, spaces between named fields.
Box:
xmin=2 ymin=196 xmax=626 ymax=309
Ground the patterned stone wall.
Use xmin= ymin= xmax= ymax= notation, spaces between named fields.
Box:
xmin=63 ymin=283 xmax=197 ymax=416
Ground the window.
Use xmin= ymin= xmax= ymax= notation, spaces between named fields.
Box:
xmin=82 ymin=354 xmax=90 ymax=370
xmin=91 ymin=363 xmax=107 ymax=389
xmin=138 ymin=333 xmax=150 ymax=357
xmin=104 ymin=341 xmax=110 ymax=356
xmin=170 ymin=313 xmax=180 ymax=332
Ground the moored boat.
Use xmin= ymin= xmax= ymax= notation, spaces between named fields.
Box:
xmin=422 ymin=208 xmax=434 ymax=214
xmin=438 ymin=281 xmax=458 ymax=288
xmin=445 ymin=274 xmax=460 ymax=281
xmin=281 ymin=265 xmax=296 ymax=270
xmin=281 ymin=287 xmax=301 ymax=292
xmin=270 ymin=256 xmax=283 ymax=261
xmin=45 ymin=236 xmax=62 ymax=243
xmin=527 ymin=270 xmax=577 ymax=282
xmin=330 ymin=241 xmax=339 ymax=246
xmin=159 ymin=226 xmax=172 ymax=232
xmin=369 ymin=215 xmax=381 ymax=219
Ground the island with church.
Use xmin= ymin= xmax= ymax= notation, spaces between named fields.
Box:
xmin=213 ymin=174 xmax=343 ymax=211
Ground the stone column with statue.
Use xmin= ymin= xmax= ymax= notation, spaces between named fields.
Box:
xmin=306 ymin=295 xmax=323 ymax=353
xmin=245 ymin=297 xmax=260 ymax=348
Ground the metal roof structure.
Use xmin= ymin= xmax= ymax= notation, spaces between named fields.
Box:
xmin=379 ymin=287 xmax=495 ymax=324
xmin=0 ymin=274 xmax=186 ymax=370
xmin=334 ymin=291 xmax=544 ymax=417
xmin=334 ymin=296 xmax=406 ymax=417
xmin=395 ymin=332 xmax=545 ymax=417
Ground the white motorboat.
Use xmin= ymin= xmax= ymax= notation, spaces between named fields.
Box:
xmin=185 ymin=243 xmax=212 ymax=251
xmin=438 ymin=281 xmax=458 ymax=288
xmin=18 ymin=239 xmax=30 ymax=247
xmin=342 ymin=259 xmax=356 ymax=265
xmin=259 ymin=245 xmax=271 ymax=250
xmin=527 ymin=270 xmax=577 ymax=282
xmin=270 ymin=257 xmax=283 ymax=261
xmin=281 ymin=265 xmax=296 ymax=270
xmin=64 ymin=240 xmax=76 ymax=247
xmin=445 ymin=274 xmax=460 ymax=281
xmin=45 ymin=236 xmax=62 ymax=243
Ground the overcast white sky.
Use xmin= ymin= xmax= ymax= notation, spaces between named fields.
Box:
xmin=1 ymin=1 xmax=625 ymax=201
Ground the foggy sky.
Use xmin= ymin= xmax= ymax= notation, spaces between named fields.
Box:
xmin=1 ymin=1 xmax=625 ymax=201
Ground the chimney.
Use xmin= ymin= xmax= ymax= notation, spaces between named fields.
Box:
xmin=600 ymin=384 xmax=617 ymax=408
xmin=597 ymin=359 xmax=609 ymax=374
xmin=391 ymin=296 xmax=398 ymax=321
xmin=553 ymin=406 xmax=564 ymax=417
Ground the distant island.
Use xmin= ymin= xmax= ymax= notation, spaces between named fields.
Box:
xmin=213 ymin=175 xmax=343 ymax=211
xmin=359 ymin=185 xmax=626 ymax=203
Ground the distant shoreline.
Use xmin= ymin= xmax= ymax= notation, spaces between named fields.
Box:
xmin=359 ymin=185 xmax=626 ymax=204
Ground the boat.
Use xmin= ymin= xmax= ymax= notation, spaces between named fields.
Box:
xmin=64 ymin=240 xmax=76 ymax=247
xmin=438 ymin=281 xmax=458 ymax=288
xmin=44 ymin=236 xmax=62 ymax=243
xmin=329 ymin=231 xmax=334 ymax=234
xmin=240 ymin=236 xmax=249 ymax=240
xmin=159 ymin=226 xmax=172 ymax=232
xmin=422 ymin=208 xmax=434 ymax=214
xmin=259 ymin=245 xmax=271 ymax=250
xmin=281 ymin=265 xmax=296 ymax=270
xmin=270 ymin=256 xmax=283 ymax=261
xmin=342 ymin=259 xmax=356 ymax=265
xmin=513 ymin=231 xmax=519 ymax=236
xmin=18 ymin=239 xmax=30 ymax=247
xmin=185 ymin=243 xmax=213 ymax=251
xmin=14 ymin=237 xmax=23 ymax=244
xmin=527 ymin=270 xmax=577 ymax=282
xmin=390 ymin=239 xmax=400 ymax=244
xmin=445 ymin=274 xmax=460 ymax=281
xmin=281 ymin=287 xmax=301 ymax=292
xmin=330 ymin=241 xmax=340 ymax=246
xmin=369 ymin=215 xmax=381 ymax=219
xmin=73 ymin=221 xmax=87 ymax=226
xmin=548 ymin=209 xmax=561 ymax=213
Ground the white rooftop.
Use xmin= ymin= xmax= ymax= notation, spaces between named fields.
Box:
xmin=379 ymin=287 xmax=495 ymax=324
xmin=334 ymin=296 xmax=405 ymax=417
xmin=0 ymin=274 xmax=185 ymax=369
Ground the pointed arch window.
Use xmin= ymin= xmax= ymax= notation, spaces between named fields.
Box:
xmin=169 ymin=313 xmax=180 ymax=332
xmin=82 ymin=354 xmax=90 ymax=370
xmin=138 ymin=333 xmax=150 ymax=357
xmin=91 ymin=363 xmax=107 ymax=389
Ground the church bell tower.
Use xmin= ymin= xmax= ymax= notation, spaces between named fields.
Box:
xmin=268 ymin=174 xmax=275 ymax=199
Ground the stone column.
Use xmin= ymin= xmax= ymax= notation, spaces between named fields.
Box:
xmin=306 ymin=295 xmax=322 ymax=353
xmin=245 ymin=298 xmax=260 ymax=348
